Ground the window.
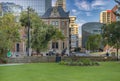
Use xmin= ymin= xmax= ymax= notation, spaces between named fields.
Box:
xmin=52 ymin=42 xmax=58 ymax=49
xmin=62 ymin=21 xmax=65 ymax=26
xmin=16 ymin=43 xmax=19 ymax=52
xmin=51 ymin=21 xmax=59 ymax=26
xmin=52 ymin=21 xmax=55 ymax=25
xmin=62 ymin=30 xmax=64 ymax=35
xmin=56 ymin=21 xmax=58 ymax=25
xmin=63 ymin=42 xmax=64 ymax=49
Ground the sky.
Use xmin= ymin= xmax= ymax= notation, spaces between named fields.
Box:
xmin=52 ymin=0 xmax=117 ymax=36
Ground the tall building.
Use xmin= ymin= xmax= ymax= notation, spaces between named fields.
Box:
xmin=55 ymin=0 xmax=66 ymax=11
xmin=100 ymin=6 xmax=116 ymax=24
xmin=0 ymin=2 xmax=23 ymax=22
xmin=69 ymin=16 xmax=79 ymax=51
xmin=100 ymin=10 xmax=112 ymax=24
xmin=82 ymin=22 xmax=103 ymax=48
xmin=112 ymin=5 xmax=117 ymax=21
xmin=0 ymin=4 xmax=2 ymax=16
xmin=0 ymin=0 xmax=52 ymax=16
xmin=42 ymin=6 xmax=69 ymax=55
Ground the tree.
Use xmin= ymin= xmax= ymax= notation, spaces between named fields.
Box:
xmin=20 ymin=9 xmax=64 ymax=54
xmin=86 ymin=34 xmax=102 ymax=52
xmin=102 ymin=21 xmax=120 ymax=60
xmin=0 ymin=14 xmax=20 ymax=57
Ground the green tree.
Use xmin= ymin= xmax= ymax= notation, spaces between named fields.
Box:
xmin=102 ymin=22 xmax=120 ymax=60
xmin=0 ymin=14 xmax=20 ymax=57
xmin=20 ymin=9 xmax=64 ymax=54
xmin=86 ymin=34 xmax=102 ymax=52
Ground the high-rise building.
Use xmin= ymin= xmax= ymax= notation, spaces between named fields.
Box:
xmin=0 ymin=0 xmax=52 ymax=16
xmin=100 ymin=6 xmax=117 ymax=24
xmin=0 ymin=2 xmax=23 ymax=22
xmin=100 ymin=10 xmax=112 ymax=24
xmin=69 ymin=16 xmax=78 ymax=35
xmin=112 ymin=5 xmax=117 ymax=21
xmin=0 ymin=4 xmax=2 ymax=16
xmin=69 ymin=16 xmax=79 ymax=51
xmin=55 ymin=0 xmax=66 ymax=11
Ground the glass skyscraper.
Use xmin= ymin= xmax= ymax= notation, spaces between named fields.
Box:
xmin=0 ymin=0 xmax=52 ymax=16
xmin=82 ymin=22 xmax=103 ymax=48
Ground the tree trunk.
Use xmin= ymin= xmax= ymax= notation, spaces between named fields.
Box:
xmin=116 ymin=43 xmax=119 ymax=61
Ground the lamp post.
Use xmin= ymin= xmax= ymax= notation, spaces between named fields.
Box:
xmin=27 ymin=6 xmax=30 ymax=56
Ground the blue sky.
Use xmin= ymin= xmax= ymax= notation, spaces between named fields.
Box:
xmin=52 ymin=0 xmax=117 ymax=36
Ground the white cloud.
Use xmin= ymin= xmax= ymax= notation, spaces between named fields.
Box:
xmin=71 ymin=9 xmax=81 ymax=16
xmin=74 ymin=0 xmax=107 ymax=11
xmin=75 ymin=0 xmax=91 ymax=11
xmin=72 ymin=9 xmax=77 ymax=13
xmin=86 ymin=12 xmax=92 ymax=16
xmin=92 ymin=0 xmax=106 ymax=7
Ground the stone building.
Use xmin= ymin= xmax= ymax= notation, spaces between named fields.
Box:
xmin=42 ymin=6 xmax=69 ymax=55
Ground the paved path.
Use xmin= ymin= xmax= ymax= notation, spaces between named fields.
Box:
xmin=0 ymin=63 xmax=24 ymax=66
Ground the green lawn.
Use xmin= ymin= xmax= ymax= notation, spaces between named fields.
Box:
xmin=0 ymin=62 xmax=120 ymax=81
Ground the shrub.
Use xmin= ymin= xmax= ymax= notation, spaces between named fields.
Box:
xmin=0 ymin=57 xmax=7 ymax=64
xmin=59 ymin=58 xmax=99 ymax=66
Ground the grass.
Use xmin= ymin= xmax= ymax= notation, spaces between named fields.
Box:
xmin=0 ymin=62 xmax=120 ymax=81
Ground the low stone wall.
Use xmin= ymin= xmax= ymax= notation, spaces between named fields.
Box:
xmin=6 ymin=56 xmax=56 ymax=63
xmin=6 ymin=56 xmax=118 ymax=63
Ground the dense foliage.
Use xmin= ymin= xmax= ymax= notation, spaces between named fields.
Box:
xmin=102 ymin=22 xmax=120 ymax=60
xmin=20 ymin=9 xmax=64 ymax=53
xmin=59 ymin=58 xmax=99 ymax=66
xmin=86 ymin=34 xmax=102 ymax=52
xmin=0 ymin=14 xmax=20 ymax=56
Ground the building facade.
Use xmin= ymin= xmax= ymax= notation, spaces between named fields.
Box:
xmin=0 ymin=4 xmax=2 ymax=16
xmin=82 ymin=22 xmax=103 ymax=48
xmin=100 ymin=7 xmax=116 ymax=24
xmin=69 ymin=16 xmax=79 ymax=51
xmin=0 ymin=0 xmax=52 ymax=57
xmin=112 ymin=5 xmax=120 ymax=21
xmin=55 ymin=0 xmax=66 ymax=11
xmin=42 ymin=6 xmax=69 ymax=55
xmin=100 ymin=10 xmax=112 ymax=24
xmin=0 ymin=0 xmax=52 ymax=16
xmin=112 ymin=5 xmax=117 ymax=21
xmin=0 ymin=2 xmax=23 ymax=22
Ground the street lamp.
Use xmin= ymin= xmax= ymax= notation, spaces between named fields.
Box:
xmin=27 ymin=6 xmax=30 ymax=56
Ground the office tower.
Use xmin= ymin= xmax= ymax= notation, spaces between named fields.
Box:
xmin=0 ymin=4 xmax=2 ymax=16
xmin=0 ymin=0 xmax=52 ymax=16
xmin=69 ymin=16 xmax=79 ymax=50
xmin=82 ymin=22 xmax=103 ymax=48
xmin=0 ymin=2 xmax=22 ymax=17
xmin=55 ymin=0 xmax=66 ymax=11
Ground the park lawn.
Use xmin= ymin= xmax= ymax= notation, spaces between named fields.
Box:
xmin=0 ymin=62 xmax=120 ymax=81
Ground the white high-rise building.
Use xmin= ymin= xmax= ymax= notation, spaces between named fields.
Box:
xmin=0 ymin=0 xmax=52 ymax=16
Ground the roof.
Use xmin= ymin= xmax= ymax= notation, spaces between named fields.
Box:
xmin=42 ymin=6 xmax=69 ymax=19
